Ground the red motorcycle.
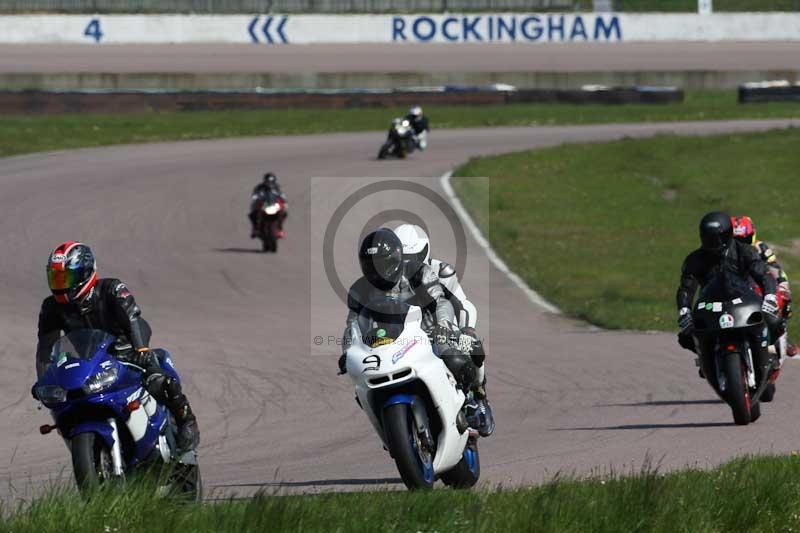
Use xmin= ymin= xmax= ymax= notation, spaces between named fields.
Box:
xmin=253 ymin=193 xmax=286 ymax=253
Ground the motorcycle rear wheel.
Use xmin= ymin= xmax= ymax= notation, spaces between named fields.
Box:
xmin=440 ymin=437 xmax=480 ymax=489
xmin=383 ymin=403 xmax=434 ymax=490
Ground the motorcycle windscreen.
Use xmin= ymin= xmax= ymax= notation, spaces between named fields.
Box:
xmin=49 ymin=329 xmax=116 ymax=364
xmin=358 ymin=297 xmax=410 ymax=348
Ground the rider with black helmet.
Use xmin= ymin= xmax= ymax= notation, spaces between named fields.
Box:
xmin=676 ymin=212 xmax=780 ymax=357
xmin=249 ymin=172 xmax=287 ymax=238
xmin=339 ymin=228 xmax=494 ymax=437
xmin=33 ymin=242 xmax=199 ymax=451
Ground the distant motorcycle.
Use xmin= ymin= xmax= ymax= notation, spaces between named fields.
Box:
xmin=252 ymin=192 xmax=287 ymax=253
xmin=691 ymin=272 xmax=784 ymax=425
xmin=34 ymin=329 xmax=201 ymax=498
xmin=378 ymin=118 xmax=419 ymax=159
xmin=345 ymin=297 xmax=481 ymax=490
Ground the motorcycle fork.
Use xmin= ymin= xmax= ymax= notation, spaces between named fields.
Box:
xmin=109 ymin=418 xmax=124 ymax=476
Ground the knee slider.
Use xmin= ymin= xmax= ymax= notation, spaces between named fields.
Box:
xmin=144 ymin=369 xmax=182 ymax=403
xmin=440 ymin=347 xmax=478 ymax=391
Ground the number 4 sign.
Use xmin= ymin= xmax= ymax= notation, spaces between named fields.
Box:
xmin=84 ymin=18 xmax=103 ymax=42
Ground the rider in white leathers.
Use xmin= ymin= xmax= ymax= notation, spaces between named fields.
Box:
xmin=394 ymin=223 xmax=493 ymax=436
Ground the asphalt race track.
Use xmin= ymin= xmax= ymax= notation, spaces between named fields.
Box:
xmin=0 ymin=42 xmax=799 ymax=73
xmin=2 ymin=119 xmax=799 ymax=500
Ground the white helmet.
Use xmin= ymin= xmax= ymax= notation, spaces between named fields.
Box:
xmin=394 ymin=224 xmax=430 ymax=267
xmin=409 ymin=106 xmax=423 ymax=118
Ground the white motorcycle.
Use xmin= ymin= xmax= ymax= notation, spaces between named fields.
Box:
xmin=345 ymin=298 xmax=481 ymax=490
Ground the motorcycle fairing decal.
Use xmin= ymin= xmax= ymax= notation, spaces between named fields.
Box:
xmin=362 ymin=354 xmax=381 ymax=372
xmin=720 ymin=314 xmax=735 ymax=329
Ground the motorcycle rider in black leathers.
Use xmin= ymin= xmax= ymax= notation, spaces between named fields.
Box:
xmin=405 ymin=106 xmax=429 ymax=151
xmin=676 ymin=212 xmax=782 ymax=373
xmin=338 ymin=228 xmax=494 ymax=437
xmin=249 ymin=172 xmax=287 ymax=239
xmin=33 ymin=242 xmax=200 ymax=451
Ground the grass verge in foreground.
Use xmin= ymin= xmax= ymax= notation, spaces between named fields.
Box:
xmin=4 ymin=455 xmax=800 ymax=532
xmin=1 ymin=91 xmax=800 ymax=158
xmin=452 ymin=127 xmax=800 ymax=331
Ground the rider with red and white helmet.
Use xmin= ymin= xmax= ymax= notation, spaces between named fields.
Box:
xmin=35 ymin=242 xmax=200 ymax=451
xmin=731 ymin=215 xmax=797 ymax=357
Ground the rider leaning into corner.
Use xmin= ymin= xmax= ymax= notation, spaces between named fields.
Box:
xmin=405 ymin=106 xmax=430 ymax=151
xmin=676 ymin=212 xmax=784 ymax=373
xmin=338 ymin=228 xmax=494 ymax=437
xmin=32 ymin=242 xmax=200 ymax=451
xmin=731 ymin=215 xmax=798 ymax=357
xmin=392 ymin=223 xmax=493 ymax=427
xmin=249 ymin=172 xmax=288 ymax=239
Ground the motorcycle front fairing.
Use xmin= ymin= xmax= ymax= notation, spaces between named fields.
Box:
xmin=37 ymin=331 xmax=171 ymax=467
xmin=692 ymin=277 xmax=766 ymax=391
xmin=346 ymin=306 xmax=468 ymax=474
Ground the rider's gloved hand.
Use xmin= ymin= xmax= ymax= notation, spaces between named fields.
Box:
xmin=431 ymin=324 xmax=459 ymax=348
xmin=338 ymin=353 xmax=347 ymax=375
xmin=127 ymin=348 xmax=158 ymax=369
xmin=678 ymin=307 xmax=693 ymax=334
xmin=762 ymin=294 xmax=780 ymax=317
xmin=30 ymin=383 xmax=39 ymax=401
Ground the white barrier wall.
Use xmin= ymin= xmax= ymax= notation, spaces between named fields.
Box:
xmin=1 ymin=13 xmax=799 ymax=44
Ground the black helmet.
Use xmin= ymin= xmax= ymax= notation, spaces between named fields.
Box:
xmin=359 ymin=229 xmax=403 ymax=291
xmin=263 ymin=172 xmax=277 ymax=184
xmin=699 ymin=211 xmax=733 ymax=255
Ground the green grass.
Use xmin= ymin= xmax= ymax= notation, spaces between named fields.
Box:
xmin=5 ymin=455 xmax=800 ymax=532
xmin=452 ymin=128 xmax=800 ymax=331
xmin=2 ymin=91 xmax=800 ymax=159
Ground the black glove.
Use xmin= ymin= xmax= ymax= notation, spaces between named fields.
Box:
xmin=31 ymin=383 xmax=39 ymax=401
xmin=124 ymin=348 xmax=158 ymax=369
xmin=678 ymin=307 xmax=693 ymax=335
xmin=338 ymin=353 xmax=347 ymax=375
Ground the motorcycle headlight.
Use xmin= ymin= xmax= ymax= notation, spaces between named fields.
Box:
xmin=82 ymin=366 xmax=119 ymax=394
xmin=264 ymin=203 xmax=280 ymax=215
xmin=35 ymin=385 xmax=67 ymax=404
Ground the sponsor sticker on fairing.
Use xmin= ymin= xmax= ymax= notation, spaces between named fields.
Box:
xmin=719 ymin=314 xmax=735 ymax=329
xmin=712 ymin=302 xmax=723 ymax=312
xmin=697 ymin=302 xmax=706 ymax=310
xmin=392 ymin=339 xmax=418 ymax=364
xmin=732 ymin=298 xmax=743 ymax=305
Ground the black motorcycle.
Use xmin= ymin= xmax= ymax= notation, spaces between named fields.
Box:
xmin=692 ymin=273 xmax=781 ymax=425
xmin=377 ymin=118 xmax=417 ymax=159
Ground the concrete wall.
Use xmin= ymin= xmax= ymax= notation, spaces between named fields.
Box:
xmin=1 ymin=13 xmax=799 ymax=44
xmin=2 ymin=71 xmax=797 ymax=91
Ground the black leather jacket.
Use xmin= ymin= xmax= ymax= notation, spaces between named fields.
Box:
xmin=676 ymin=241 xmax=777 ymax=311
xmin=36 ymin=278 xmax=150 ymax=377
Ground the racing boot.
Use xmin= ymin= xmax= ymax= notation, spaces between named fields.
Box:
xmin=169 ymin=397 xmax=200 ymax=452
xmin=145 ymin=370 xmax=200 ymax=452
xmin=473 ymin=383 xmax=495 ymax=437
xmin=466 ymin=365 xmax=494 ymax=437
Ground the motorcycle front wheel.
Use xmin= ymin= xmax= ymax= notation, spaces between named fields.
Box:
xmin=722 ymin=353 xmax=752 ymax=425
xmin=72 ymin=432 xmax=115 ymax=492
xmin=383 ymin=403 xmax=434 ymax=490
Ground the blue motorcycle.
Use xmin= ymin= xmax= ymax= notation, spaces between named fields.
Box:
xmin=34 ymin=329 xmax=201 ymax=498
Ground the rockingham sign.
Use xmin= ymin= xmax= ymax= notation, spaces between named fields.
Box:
xmin=390 ymin=14 xmax=622 ymax=43
xmin=0 ymin=13 xmax=799 ymax=44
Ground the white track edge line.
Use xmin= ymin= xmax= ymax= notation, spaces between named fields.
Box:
xmin=439 ymin=170 xmax=561 ymax=314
